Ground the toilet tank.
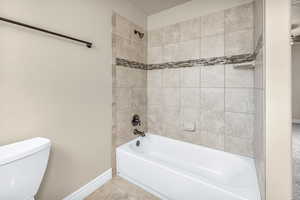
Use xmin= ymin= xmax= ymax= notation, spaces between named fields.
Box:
xmin=0 ymin=138 xmax=51 ymax=200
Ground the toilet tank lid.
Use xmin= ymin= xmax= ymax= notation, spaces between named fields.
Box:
xmin=0 ymin=137 xmax=51 ymax=166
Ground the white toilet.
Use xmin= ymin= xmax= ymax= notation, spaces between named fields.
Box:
xmin=0 ymin=137 xmax=51 ymax=200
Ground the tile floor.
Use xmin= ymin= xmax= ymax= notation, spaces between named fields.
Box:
xmin=85 ymin=176 xmax=159 ymax=200
xmin=293 ymin=123 xmax=300 ymax=200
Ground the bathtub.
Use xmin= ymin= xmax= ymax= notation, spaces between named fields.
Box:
xmin=117 ymin=134 xmax=261 ymax=200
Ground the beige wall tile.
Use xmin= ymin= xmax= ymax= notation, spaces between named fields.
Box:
xmin=178 ymin=39 xmax=201 ymax=61
xmin=112 ymin=34 xmax=117 ymax=59
xmin=225 ymin=136 xmax=253 ymax=157
xmin=181 ymin=132 xmax=202 ymax=145
xmin=179 ymin=17 xmax=202 ymax=41
xmin=163 ymin=88 xmax=181 ymax=107
xmin=253 ymin=89 xmax=265 ymax=165
xmin=148 ymin=70 xmax=162 ymax=88
xmin=201 ymin=65 xmax=225 ymax=88
xmin=225 ymin=112 xmax=254 ymax=139
xmin=181 ymin=107 xmax=199 ymax=125
xmin=181 ymin=67 xmax=200 ymax=88
xmin=147 ymin=105 xmax=163 ymax=134
xmin=116 ymin=88 xmax=132 ymax=110
xmin=116 ymin=66 xmax=133 ymax=88
xmin=134 ymin=42 xmax=147 ymax=63
xmin=113 ymin=14 xmax=132 ymax=40
xmin=201 ymin=111 xmax=225 ymax=134
xmin=225 ymin=64 xmax=254 ymax=88
xmin=201 ymin=131 xmax=225 ymax=150
xmin=148 ymin=88 xmax=163 ymax=105
xmin=162 ymin=68 xmax=181 ymax=88
xmin=163 ymin=43 xmax=180 ymax=63
xmin=225 ymin=88 xmax=255 ymax=113
xmin=254 ymin=48 xmax=264 ymax=89
xmin=131 ymin=69 xmax=147 ymax=88
xmin=115 ymin=135 xmax=135 ymax=148
xmin=201 ymin=11 xmax=225 ymax=37
xmin=181 ymin=88 xmax=200 ymax=107
xmin=252 ymin=0 xmax=265 ymax=193
xmin=254 ymin=90 xmax=265 ymax=149
xmin=162 ymin=23 xmax=181 ymax=45
xmin=201 ymin=34 xmax=225 ymax=58
xmin=132 ymin=88 xmax=147 ymax=108
xmin=148 ymin=46 xmax=163 ymax=64
xmin=148 ymin=29 xmax=163 ymax=48
xmin=253 ymin=0 xmax=263 ymax=47
xmin=115 ymin=36 xmax=132 ymax=60
xmin=225 ymin=2 xmax=254 ymax=33
xmin=116 ymin=108 xmax=133 ymax=140
xmin=162 ymin=106 xmax=181 ymax=139
xmin=201 ymin=88 xmax=225 ymax=112
xmin=225 ymin=29 xmax=254 ymax=56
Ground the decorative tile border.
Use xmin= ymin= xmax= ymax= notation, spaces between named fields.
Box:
xmin=116 ymin=53 xmax=255 ymax=70
xmin=148 ymin=54 xmax=255 ymax=70
xmin=116 ymin=58 xmax=148 ymax=70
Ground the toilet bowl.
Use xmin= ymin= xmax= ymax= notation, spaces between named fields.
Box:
xmin=0 ymin=137 xmax=51 ymax=200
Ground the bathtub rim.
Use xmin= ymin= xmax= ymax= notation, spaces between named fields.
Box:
xmin=118 ymin=133 xmax=255 ymax=163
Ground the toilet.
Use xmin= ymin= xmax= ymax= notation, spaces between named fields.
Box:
xmin=0 ymin=137 xmax=51 ymax=200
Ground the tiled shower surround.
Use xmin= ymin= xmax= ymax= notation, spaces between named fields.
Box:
xmin=112 ymin=2 xmax=265 ymax=198
xmin=112 ymin=13 xmax=147 ymax=173
xmin=113 ymin=2 xmax=258 ymax=162
xmin=147 ymin=2 xmax=255 ymax=157
xmin=147 ymin=64 xmax=255 ymax=156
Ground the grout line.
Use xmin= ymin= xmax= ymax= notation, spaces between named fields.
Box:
xmin=223 ymin=62 xmax=227 ymax=150
xmin=225 ymin=111 xmax=256 ymax=115
xmin=223 ymin=10 xmax=227 ymax=151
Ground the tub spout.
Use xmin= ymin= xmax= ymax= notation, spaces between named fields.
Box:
xmin=133 ymin=129 xmax=145 ymax=137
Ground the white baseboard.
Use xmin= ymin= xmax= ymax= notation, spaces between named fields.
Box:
xmin=293 ymin=119 xmax=300 ymax=124
xmin=63 ymin=168 xmax=112 ymax=200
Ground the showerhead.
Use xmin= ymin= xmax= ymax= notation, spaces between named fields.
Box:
xmin=134 ymin=30 xmax=144 ymax=39
xmin=291 ymin=35 xmax=300 ymax=45
xmin=291 ymin=24 xmax=300 ymax=45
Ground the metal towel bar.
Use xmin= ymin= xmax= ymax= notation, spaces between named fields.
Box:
xmin=0 ymin=17 xmax=93 ymax=48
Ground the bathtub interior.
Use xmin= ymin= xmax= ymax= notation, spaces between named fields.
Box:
xmin=118 ymin=133 xmax=261 ymax=200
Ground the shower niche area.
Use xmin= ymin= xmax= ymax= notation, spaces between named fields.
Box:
xmin=112 ymin=1 xmax=265 ymax=199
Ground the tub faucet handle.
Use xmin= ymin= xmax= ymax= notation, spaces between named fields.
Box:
xmin=132 ymin=114 xmax=141 ymax=126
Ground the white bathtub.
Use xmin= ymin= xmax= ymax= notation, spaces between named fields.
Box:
xmin=117 ymin=134 xmax=261 ymax=200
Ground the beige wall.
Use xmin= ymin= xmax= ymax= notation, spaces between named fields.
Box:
xmin=265 ymin=0 xmax=292 ymax=199
xmin=0 ymin=0 xmax=146 ymax=199
xmin=292 ymin=44 xmax=300 ymax=120
xmin=147 ymin=0 xmax=252 ymax=30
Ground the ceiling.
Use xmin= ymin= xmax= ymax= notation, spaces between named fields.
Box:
xmin=128 ymin=0 xmax=191 ymax=15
